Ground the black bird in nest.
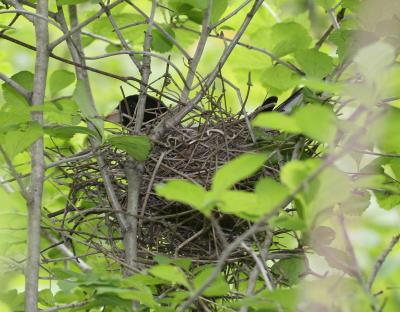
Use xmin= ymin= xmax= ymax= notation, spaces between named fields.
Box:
xmin=107 ymin=94 xmax=168 ymax=127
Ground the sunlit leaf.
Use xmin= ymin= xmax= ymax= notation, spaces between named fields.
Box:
xmin=193 ymin=266 xmax=229 ymax=297
xmin=148 ymin=264 xmax=189 ymax=288
xmin=50 ymin=69 xmax=75 ymax=95
xmin=212 ymin=153 xmax=267 ymax=192
xmin=107 ymin=135 xmax=151 ymax=161
xmin=270 ymin=22 xmax=312 ymax=57
xmin=156 ymin=179 xmax=211 ymax=214
xmin=294 ymin=49 xmax=334 ymax=79
xmin=45 ymin=125 xmax=99 ymax=140
xmin=0 ymin=121 xmax=43 ymax=159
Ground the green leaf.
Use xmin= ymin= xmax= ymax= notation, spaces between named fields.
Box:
xmin=262 ymin=65 xmax=300 ymax=91
xmin=148 ymin=264 xmax=189 ymax=288
xmin=354 ymin=41 xmax=396 ymax=83
xmin=2 ymin=71 xmax=33 ymax=107
xmin=315 ymin=0 xmax=335 ymax=10
xmin=270 ymin=214 xmax=307 ymax=231
xmin=372 ymin=108 xmax=400 ymax=153
xmin=294 ymin=49 xmax=334 ymax=79
xmin=45 ymin=125 xmax=99 ymax=139
xmin=253 ymin=112 xmax=301 ymax=133
xmin=270 ymin=22 xmax=312 ymax=57
xmin=253 ymin=104 xmax=337 ymax=144
xmin=217 ymin=190 xmax=260 ymax=220
xmin=38 ymin=289 xmax=55 ymax=307
xmin=193 ymin=267 xmax=229 ymax=297
xmin=281 ymin=159 xmax=352 ymax=221
xmin=212 ymin=153 xmax=267 ymax=192
xmin=151 ymin=25 xmax=175 ymax=53
xmin=50 ymin=69 xmax=75 ymax=95
xmin=271 ymin=257 xmax=305 ymax=286
xmin=107 ymin=135 xmax=151 ymax=161
xmin=342 ymin=0 xmax=362 ymax=10
xmin=0 ymin=122 xmax=43 ymax=159
xmin=293 ymin=104 xmax=337 ymax=143
xmin=169 ymin=0 xmax=228 ymax=24
xmin=44 ymin=98 xmax=80 ymax=126
xmin=255 ymin=177 xmax=290 ymax=212
xmin=155 ymin=180 xmax=209 ymax=213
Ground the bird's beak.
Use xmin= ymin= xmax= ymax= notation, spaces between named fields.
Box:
xmin=105 ymin=109 xmax=121 ymax=123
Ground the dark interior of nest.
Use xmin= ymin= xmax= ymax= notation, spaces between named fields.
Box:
xmin=47 ymin=95 xmax=307 ymax=263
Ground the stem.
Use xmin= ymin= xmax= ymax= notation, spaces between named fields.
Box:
xmin=25 ymin=0 xmax=49 ymax=310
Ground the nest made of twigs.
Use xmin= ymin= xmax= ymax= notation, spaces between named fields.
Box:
xmin=46 ymin=105 xmax=302 ymax=270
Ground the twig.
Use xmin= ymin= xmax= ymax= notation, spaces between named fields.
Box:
xmin=0 ymin=72 xmax=31 ymax=101
xmin=40 ymin=300 xmax=91 ymax=312
xmin=367 ymin=234 xmax=400 ymax=291
xmin=48 ymin=0 xmax=125 ymax=50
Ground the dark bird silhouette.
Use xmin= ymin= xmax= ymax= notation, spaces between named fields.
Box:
xmin=107 ymin=94 xmax=168 ymax=127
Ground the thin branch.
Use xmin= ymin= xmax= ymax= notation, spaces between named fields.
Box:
xmin=124 ymin=0 xmax=191 ymax=60
xmin=0 ymin=72 xmax=31 ymax=101
xmin=40 ymin=300 xmax=91 ymax=312
xmin=367 ymin=234 xmax=400 ymax=291
xmin=0 ymin=9 xmax=61 ymax=29
xmin=0 ymin=146 xmax=30 ymax=200
xmin=100 ymin=1 xmax=141 ymax=70
xmin=42 ymin=230 xmax=92 ymax=272
xmin=211 ymin=0 xmax=252 ymax=30
xmin=154 ymin=0 xmax=265 ymax=140
xmin=48 ymin=0 xmax=125 ymax=50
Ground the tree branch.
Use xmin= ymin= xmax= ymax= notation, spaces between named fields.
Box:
xmin=25 ymin=0 xmax=49 ymax=309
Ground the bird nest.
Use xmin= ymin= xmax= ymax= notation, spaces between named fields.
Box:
xmin=45 ymin=104 xmax=301 ymax=271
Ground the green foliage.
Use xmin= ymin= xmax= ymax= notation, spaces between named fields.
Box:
xmin=294 ymin=49 xmax=334 ymax=79
xmin=49 ymin=69 xmax=75 ymax=95
xmin=253 ymin=103 xmax=338 ymax=143
xmin=2 ymin=1 xmax=400 ymax=311
xmin=106 ymin=135 xmax=151 ymax=161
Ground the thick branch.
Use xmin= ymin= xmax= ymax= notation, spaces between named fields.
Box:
xmin=25 ymin=0 xmax=49 ymax=310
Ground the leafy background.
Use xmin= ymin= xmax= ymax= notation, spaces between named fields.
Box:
xmin=1 ymin=0 xmax=400 ymax=311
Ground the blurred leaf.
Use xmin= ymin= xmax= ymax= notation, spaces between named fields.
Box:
xmin=217 ymin=190 xmax=259 ymax=220
xmin=212 ymin=153 xmax=267 ymax=192
xmin=271 ymin=257 xmax=305 ymax=286
xmin=294 ymin=49 xmax=334 ymax=79
xmin=253 ymin=104 xmax=337 ymax=144
xmin=342 ymin=0 xmax=362 ymax=10
xmin=44 ymin=98 xmax=80 ymax=125
xmin=38 ymin=289 xmax=55 ymax=307
xmin=255 ymin=176 xmax=290 ymax=212
xmin=148 ymin=264 xmax=189 ymax=288
xmin=151 ymin=25 xmax=175 ymax=53
xmin=315 ymin=0 xmax=335 ymax=10
xmin=293 ymin=104 xmax=337 ymax=143
xmin=372 ymin=108 xmax=400 ymax=153
xmin=45 ymin=125 xmax=99 ymax=139
xmin=354 ymin=41 xmax=396 ymax=82
xmin=253 ymin=112 xmax=300 ymax=133
xmin=262 ymin=65 xmax=300 ymax=91
xmin=270 ymin=22 xmax=312 ymax=57
xmin=155 ymin=180 xmax=209 ymax=213
xmin=193 ymin=266 xmax=229 ymax=297
xmin=2 ymin=71 xmax=33 ymax=107
xmin=0 ymin=122 xmax=42 ymax=159
xmin=270 ymin=214 xmax=307 ymax=231
xmin=107 ymin=135 xmax=151 ymax=161
xmin=50 ymin=69 xmax=75 ymax=95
